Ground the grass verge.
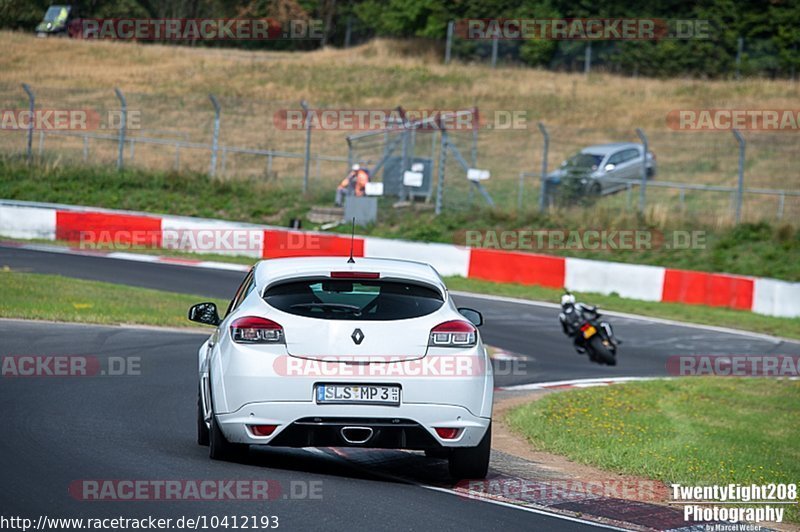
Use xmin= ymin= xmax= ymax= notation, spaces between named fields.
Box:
xmin=506 ymin=378 xmax=800 ymax=522
xmin=0 ymin=270 xmax=226 ymax=328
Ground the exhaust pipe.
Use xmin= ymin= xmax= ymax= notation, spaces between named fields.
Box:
xmin=340 ymin=426 xmax=374 ymax=444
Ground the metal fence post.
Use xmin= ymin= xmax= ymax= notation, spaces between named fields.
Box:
xmin=445 ymin=21 xmax=454 ymax=64
xmin=491 ymin=35 xmax=499 ymax=68
xmin=209 ymin=94 xmax=221 ymax=176
xmin=21 ymin=84 xmax=34 ymax=164
xmin=584 ymin=42 xmax=592 ymax=74
xmin=636 ymin=128 xmax=648 ymax=212
xmin=435 ymin=128 xmax=448 ymax=215
xmin=344 ymin=16 xmax=352 ymax=48
xmin=114 ymin=88 xmax=127 ymax=170
xmin=537 ymin=122 xmax=550 ymax=212
xmin=300 ymin=100 xmax=311 ymax=193
xmin=735 ymin=37 xmax=744 ymax=80
xmin=732 ymin=129 xmax=746 ymax=223
xmin=470 ymin=107 xmax=479 ymax=167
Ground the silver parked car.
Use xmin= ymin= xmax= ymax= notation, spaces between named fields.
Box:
xmin=547 ymin=142 xmax=656 ymax=196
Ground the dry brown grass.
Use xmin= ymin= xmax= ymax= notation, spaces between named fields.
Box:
xmin=1 ymin=30 xmax=798 ymax=221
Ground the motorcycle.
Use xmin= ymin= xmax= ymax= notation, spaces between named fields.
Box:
xmin=559 ymin=293 xmax=619 ymax=365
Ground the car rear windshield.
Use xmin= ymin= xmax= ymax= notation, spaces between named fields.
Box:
xmin=264 ymin=279 xmax=444 ymax=320
xmin=566 ymin=153 xmax=603 ymax=168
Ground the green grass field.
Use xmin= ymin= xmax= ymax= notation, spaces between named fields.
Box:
xmin=507 ymin=378 xmax=800 ymax=522
xmin=0 ymin=270 xmax=226 ymax=328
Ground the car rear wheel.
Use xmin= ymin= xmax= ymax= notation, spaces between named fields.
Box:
xmin=425 ymin=448 xmax=449 ymax=459
xmin=209 ymin=415 xmax=248 ymax=461
xmin=197 ymin=387 xmax=209 ymax=446
xmin=448 ymin=423 xmax=491 ymax=480
xmin=207 ymin=379 xmax=248 ymax=461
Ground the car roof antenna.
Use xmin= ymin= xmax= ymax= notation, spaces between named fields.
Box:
xmin=347 ymin=217 xmax=356 ymax=264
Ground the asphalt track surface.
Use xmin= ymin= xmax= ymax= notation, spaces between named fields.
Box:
xmin=2 ymin=245 xmax=800 ymax=531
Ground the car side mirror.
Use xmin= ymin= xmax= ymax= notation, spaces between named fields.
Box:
xmin=188 ymin=302 xmax=221 ymax=326
xmin=604 ymin=163 xmax=616 ymax=172
xmin=458 ymin=307 xmax=483 ymax=327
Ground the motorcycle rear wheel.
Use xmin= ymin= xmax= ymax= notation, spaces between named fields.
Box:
xmin=589 ymin=336 xmax=616 ymax=365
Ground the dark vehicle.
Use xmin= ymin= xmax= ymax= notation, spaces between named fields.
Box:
xmin=35 ymin=5 xmax=77 ymax=37
xmin=558 ymin=293 xmax=619 ymax=365
xmin=545 ymin=143 xmax=656 ymax=205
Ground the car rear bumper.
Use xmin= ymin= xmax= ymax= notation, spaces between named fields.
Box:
xmin=216 ymin=401 xmax=491 ymax=448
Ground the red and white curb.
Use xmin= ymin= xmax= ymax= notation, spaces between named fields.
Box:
xmin=499 ymin=376 xmax=661 ymax=392
xmin=2 ymin=199 xmax=800 ymax=318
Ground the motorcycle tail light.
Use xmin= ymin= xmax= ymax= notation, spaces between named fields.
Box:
xmin=429 ymin=320 xmax=477 ymax=348
xmin=230 ymin=316 xmax=284 ymax=344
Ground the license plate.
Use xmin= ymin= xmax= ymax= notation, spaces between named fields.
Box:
xmin=582 ymin=325 xmax=597 ymax=339
xmin=315 ymin=384 xmax=400 ymax=405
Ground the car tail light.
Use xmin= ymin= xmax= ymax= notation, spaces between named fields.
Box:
xmin=330 ymin=271 xmax=380 ymax=279
xmin=249 ymin=424 xmax=277 ymax=437
xmin=434 ymin=427 xmax=461 ymax=439
xmin=230 ymin=316 xmax=284 ymax=344
xmin=429 ymin=320 xmax=476 ymax=347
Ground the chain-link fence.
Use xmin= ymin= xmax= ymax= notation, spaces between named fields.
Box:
xmin=0 ymin=82 xmax=351 ymax=193
xmin=2 ymin=81 xmax=799 ymax=225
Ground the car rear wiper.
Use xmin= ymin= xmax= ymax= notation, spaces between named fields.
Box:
xmin=290 ymin=302 xmax=362 ymax=315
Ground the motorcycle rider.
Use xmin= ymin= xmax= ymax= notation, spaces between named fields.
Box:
xmin=558 ymin=293 xmax=599 ymax=353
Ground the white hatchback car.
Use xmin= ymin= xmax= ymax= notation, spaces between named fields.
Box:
xmin=189 ymin=256 xmax=493 ymax=479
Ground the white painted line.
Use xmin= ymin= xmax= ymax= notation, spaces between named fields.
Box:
xmin=0 ymin=317 xmax=210 ymax=335
xmin=107 ymin=252 xmax=162 ymax=262
xmin=196 ymin=261 xmax=251 ymax=272
xmin=306 ymin=448 xmax=623 ymax=530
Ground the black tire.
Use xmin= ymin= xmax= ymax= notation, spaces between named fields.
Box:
xmin=197 ymin=387 xmax=209 ymax=446
xmin=425 ymin=448 xmax=449 ymax=459
xmin=209 ymin=415 xmax=248 ymax=461
xmin=589 ymin=182 xmax=602 ymax=197
xmin=589 ymin=336 xmax=617 ymax=366
xmin=448 ymin=423 xmax=491 ymax=480
xmin=207 ymin=377 xmax=248 ymax=461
